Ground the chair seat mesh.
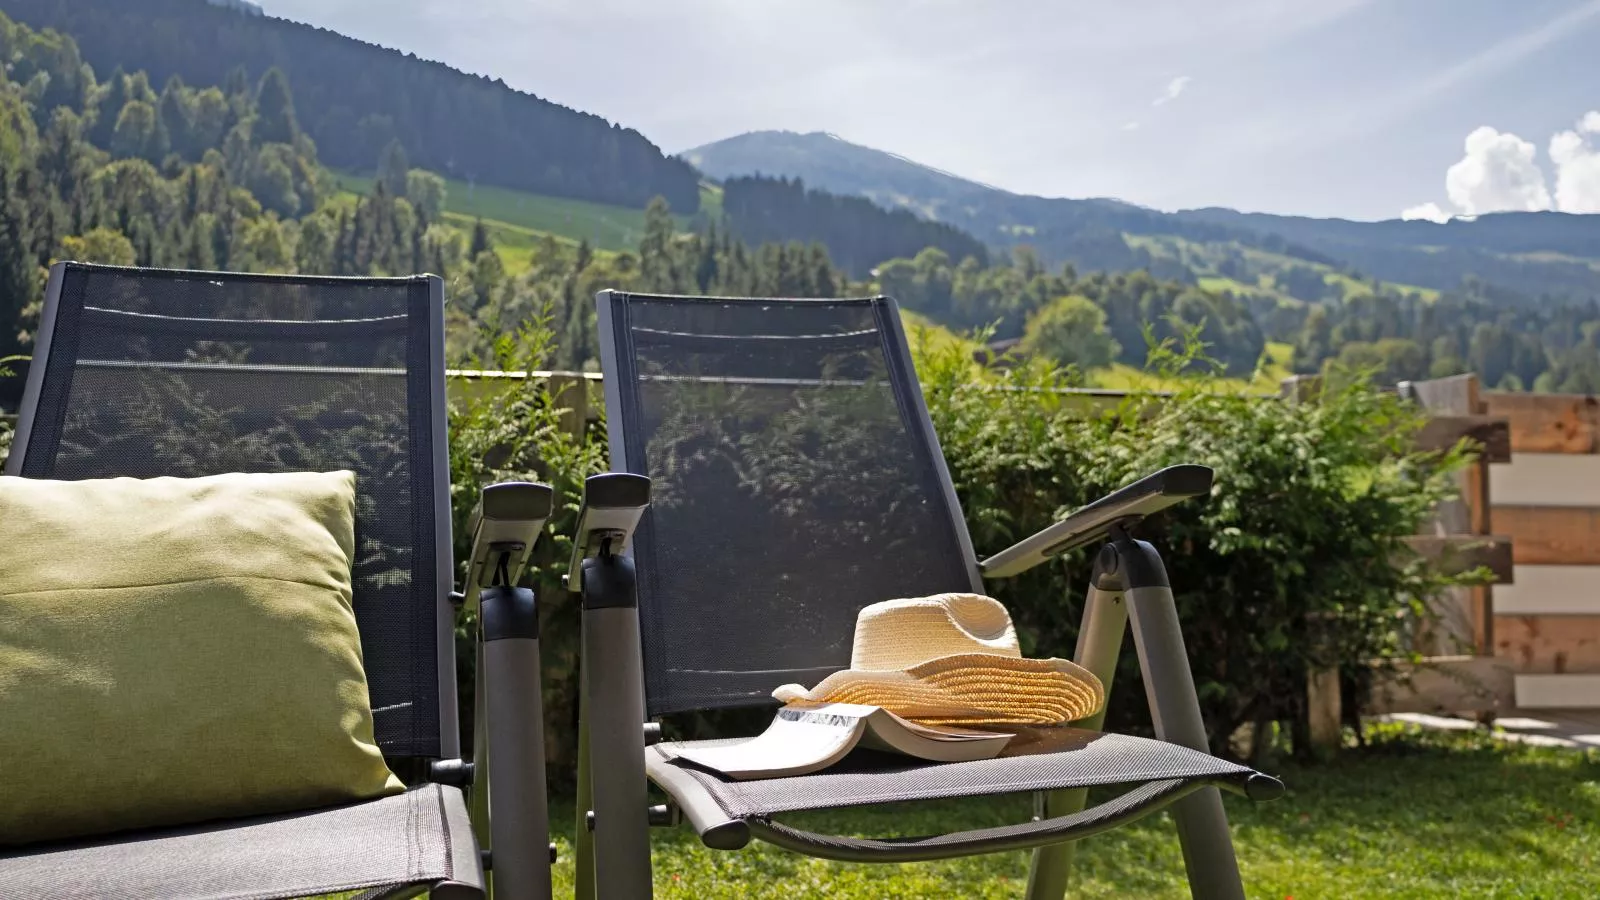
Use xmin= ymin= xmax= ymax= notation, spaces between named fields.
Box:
xmin=649 ymin=727 xmax=1259 ymax=819
xmin=0 ymin=785 xmax=482 ymax=900
xmin=745 ymin=778 xmax=1196 ymax=863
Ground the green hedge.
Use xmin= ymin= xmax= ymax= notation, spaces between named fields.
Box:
xmin=916 ymin=336 xmax=1476 ymax=757
xmin=0 ymin=322 xmax=1475 ymax=777
xmin=455 ymin=327 xmax=1476 ymax=775
xmin=447 ymin=324 xmax=607 ymax=783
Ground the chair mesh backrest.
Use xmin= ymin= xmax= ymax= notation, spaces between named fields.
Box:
xmin=599 ymin=292 xmax=981 ymax=718
xmin=11 ymin=264 xmax=447 ymax=759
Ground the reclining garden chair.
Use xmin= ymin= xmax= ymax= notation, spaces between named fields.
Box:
xmin=569 ymin=291 xmax=1284 ymax=899
xmin=0 ymin=262 xmax=555 ymax=900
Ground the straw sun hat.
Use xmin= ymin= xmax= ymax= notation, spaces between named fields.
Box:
xmin=772 ymin=594 xmax=1105 ymax=726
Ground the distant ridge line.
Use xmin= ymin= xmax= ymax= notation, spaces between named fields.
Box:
xmin=813 ymin=131 xmax=1011 ymax=195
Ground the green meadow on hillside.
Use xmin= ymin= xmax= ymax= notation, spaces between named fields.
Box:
xmin=1131 ymin=234 xmax=1441 ymax=303
xmin=333 ymin=171 xmax=678 ymax=251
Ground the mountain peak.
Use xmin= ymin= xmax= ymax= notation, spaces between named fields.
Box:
xmin=681 ymin=129 xmax=1011 ymax=213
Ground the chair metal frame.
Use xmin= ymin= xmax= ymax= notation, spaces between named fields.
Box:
xmin=2 ymin=262 xmax=555 ymax=900
xmin=570 ymin=290 xmax=1276 ymax=900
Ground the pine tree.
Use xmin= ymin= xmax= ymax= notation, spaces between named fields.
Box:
xmin=88 ymin=68 xmax=130 ymax=148
xmin=378 ymin=139 xmax=409 ymax=198
xmin=468 ymin=218 xmax=491 ymax=258
xmin=695 ymin=223 xmax=719 ymax=291
xmin=807 ymin=243 xmax=836 ymax=297
xmin=333 ymin=208 xmax=355 ymax=275
xmin=0 ymin=155 xmax=40 ymax=357
xmin=159 ymin=75 xmax=193 ymax=159
xmin=223 ymin=66 xmax=252 ymax=106
xmin=254 ymin=68 xmax=299 ymax=146
xmin=638 ymin=196 xmax=678 ymax=292
xmin=186 ymin=217 xmax=217 ymax=270
xmin=563 ymin=276 xmax=591 ymax=370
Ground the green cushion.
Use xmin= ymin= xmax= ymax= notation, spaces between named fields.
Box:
xmin=0 ymin=470 xmax=404 ymax=847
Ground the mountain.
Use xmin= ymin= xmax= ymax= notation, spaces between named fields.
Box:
xmin=684 ymin=130 xmax=1005 ymax=221
xmin=1 ymin=0 xmax=701 ymax=212
xmin=684 ymin=130 xmax=1600 ymax=302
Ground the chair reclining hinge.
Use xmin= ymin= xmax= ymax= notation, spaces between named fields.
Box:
xmin=648 ymin=804 xmax=679 ymax=827
xmin=429 ymin=758 xmax=475 ymax=787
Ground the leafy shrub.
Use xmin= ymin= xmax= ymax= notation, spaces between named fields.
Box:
xmin=919 ymin=329 xmax=1476 ymax=758
xmin=455 ymin=316 xmax=1475 ymax=771
xmin=1 ymin=304 xmax=1477 ymax=771
xmin=446 ymin=319 xmax=606 ymax=787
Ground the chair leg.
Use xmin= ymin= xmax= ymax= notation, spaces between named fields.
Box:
xmin=1025 ymin=563 xmax=1130 ymax=900
xmin=574 ymin=667 xmax=595 ymax=900
xmin=1023 ymin=787 xmax=1086 ymax=900
xmin=1119 ymin=535 xmax=1246 ymax=900
xmin=581 ymin=555 xmax=654 ymax=899
xmin=482 ymin=586 xmax=554 ymax=900
xmin=470 ymin=628 xmax=492 ymax=848
xmin=469 ymin=627 xmax=492 ymax=892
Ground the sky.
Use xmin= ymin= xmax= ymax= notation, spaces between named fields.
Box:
xmin=259 ymin=0 xmax=1600 ymax=222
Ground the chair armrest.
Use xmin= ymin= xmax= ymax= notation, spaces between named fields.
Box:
xmin=979 ymin=465 xmax=1213 ymax=579
xmin=462 ymin=481 xmax=554 ymax=605
xmin=565 ymin=473 xmax=652 ymax=587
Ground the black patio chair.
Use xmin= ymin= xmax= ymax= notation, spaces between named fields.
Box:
xmin=0 ymin=262 xmax=556 ymax=900
xmin=568 ymin=291 xmax=1284 ymax=899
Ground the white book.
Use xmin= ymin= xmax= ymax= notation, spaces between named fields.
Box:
xmin=669 ymin=701 xmax=1013 ymax=781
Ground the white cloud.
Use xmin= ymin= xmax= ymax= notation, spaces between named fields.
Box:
xmin=1443 ymin=126 xmax=1552 ymax=215
xmin=1152 ymin=75 xmax=1191 ymax=106
xmin=1550 ymin=110 xmax=1600 ymax=213
xmin=1401 ymin=112 xmax=1600 ymax=220
xmin=1122 ymin=121 xmax=1141 ymax=131
xmin=1401 ymin=202 xmax=1451 ymax=223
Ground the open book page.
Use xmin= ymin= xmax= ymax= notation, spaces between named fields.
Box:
xmin=669 ymin=702 xmax=1013 ymax=780
xmin=668 ymin=703 xmax=877 ymax=780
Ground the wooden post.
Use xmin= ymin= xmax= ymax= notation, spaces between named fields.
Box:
xmin=1306 ymin=667 xmax=1342 ymax=759
xmin=1281 ymin=377 xmax=1343 ymax=756
xmin=547 ymin=373 xmax=590 ymax=442
xmin=1399 ymin=374 xmax=1498 ymax=657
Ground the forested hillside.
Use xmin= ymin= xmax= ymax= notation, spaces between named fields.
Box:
xmin=0 ymin=0 xmax=702 ymax=211
xmin=687 ymin=130 xmax=1600 ymax=304
xmin=10 ymin=7 xmax=1600 ymax=396
xmin=0 ymin=9 xmax=848 ymax=391
xmin=877 ymin=247 xmax=1264 ymax=378
xmin=721 ymin=175 xmax=989 ymax=277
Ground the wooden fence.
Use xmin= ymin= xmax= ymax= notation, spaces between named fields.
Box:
xmin=1484 ymin=390 xmax=1600 ymax=708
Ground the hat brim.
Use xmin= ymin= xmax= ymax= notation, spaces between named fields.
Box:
xmin=772 ymin=652 xmax=1105 ymax=725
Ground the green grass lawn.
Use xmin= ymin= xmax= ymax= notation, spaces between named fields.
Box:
xmin=548 ymin=725 xmax=1598 ymax=898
